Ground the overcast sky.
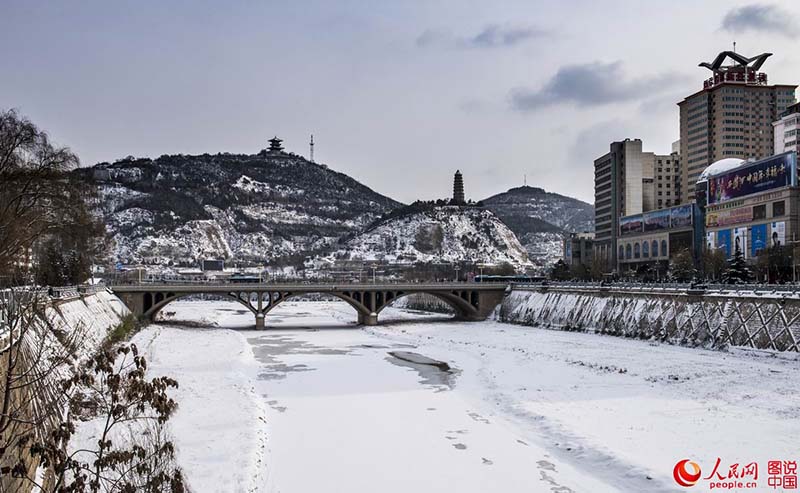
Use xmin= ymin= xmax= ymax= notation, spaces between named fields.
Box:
xmin=3 ymin=1 xmax=800 ymax=204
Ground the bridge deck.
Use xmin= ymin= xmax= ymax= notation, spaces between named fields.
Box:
xmin=110 ymin=282 xmax=509 ymax=293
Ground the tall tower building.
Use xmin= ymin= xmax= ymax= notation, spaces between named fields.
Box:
xmin=593 ymin=139 xmax=679 ymax=269
xmin=594 ymin=139 xmax=643 ymax=269
xmin=679 ymin=51 xmax=797 ymax=202
xmin=453 ymin=170 xmax=465 ymax=205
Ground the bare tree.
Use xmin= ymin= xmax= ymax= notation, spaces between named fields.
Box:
xmin=0 ymin=109 xmax=81 ymax=285
xmin=28 ymin=344 xmax=183 ymax=492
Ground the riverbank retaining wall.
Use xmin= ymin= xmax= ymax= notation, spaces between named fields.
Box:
xmin=0 ymin=288 xmax=129 ymax=491
xmin=500 ymin=286 xmax=800 ymax=352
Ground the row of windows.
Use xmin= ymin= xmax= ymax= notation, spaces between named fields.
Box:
xmin=619 ymin=240 xmax=668 ymax=260
xmin=688 ymin=141 xmax=708 ymax=150
xmin=785 ymin=129 xmax=797 ymax=138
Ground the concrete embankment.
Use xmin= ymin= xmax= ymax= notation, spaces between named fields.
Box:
xmin=500 ymin=286 xmax=800 ymax=351
xmin=47 ymin=289 xmax=131 ymax=351
xmin=0 ymin=288 xmax=130 ymax=491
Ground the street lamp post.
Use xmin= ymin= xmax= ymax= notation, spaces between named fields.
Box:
xmin=454 ymin=265 xmax=461 ymax=282
xmin=371 ymin=265 xmax=377 ymax=284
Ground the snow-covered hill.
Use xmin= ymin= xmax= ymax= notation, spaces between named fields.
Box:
xmin=325 ymin=205 xmax=530 ymax=267
xmin=482 ymin=186 xmax=594 ymax=267
xmin=77 ymin=149 xmax=400 ymax=266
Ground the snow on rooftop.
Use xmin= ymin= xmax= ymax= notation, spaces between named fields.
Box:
xmin=697 ymin=158 xmax=746 ymax=183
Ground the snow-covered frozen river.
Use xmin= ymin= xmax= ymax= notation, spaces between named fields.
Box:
xmin=134 ymin=300 xmax=800 ymax=493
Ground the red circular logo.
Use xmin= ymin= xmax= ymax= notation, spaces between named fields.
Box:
xmin=674 ymin=459 xmax=702 ymax=487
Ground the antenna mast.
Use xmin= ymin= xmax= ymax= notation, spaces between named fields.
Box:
xmin=309 ymin=134 xmax=315 ymax=163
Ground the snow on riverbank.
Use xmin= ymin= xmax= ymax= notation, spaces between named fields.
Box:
xmin=144 ymin=300 xmax=800 ymax=493
xmin=131 ymin=321 xmax=270 ymax=492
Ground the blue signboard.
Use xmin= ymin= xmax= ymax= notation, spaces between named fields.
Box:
xmin=717 ymin=229 xmax=732 ymax=258
xmin=751 ymin=224 xmax=768 ymax=257
xmin=708 ymin=152 xmax=797 ymax=204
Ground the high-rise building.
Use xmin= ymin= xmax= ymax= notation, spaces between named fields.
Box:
xmin=594 ymin=139 xmax=680 ymax=270
xmin=679 ymin=51 xmax=797 ymax=201
xmin=452 ymin=170 xmax=465 ymax=204
xmin=774 ymin=102 xmax=800 ymax=156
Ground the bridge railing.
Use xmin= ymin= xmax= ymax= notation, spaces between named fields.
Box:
xmin=512 ymin=281 xmax=800 ymax=297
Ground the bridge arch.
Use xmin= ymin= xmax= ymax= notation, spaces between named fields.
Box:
xmin=373 ymin=290 xmax=477 ymax=319
xmin=145 ymin=291 xmax=258 ymax=320
xmin=260 ymin=291 xmax=371 ymax=319
xmin=142 ymin=290 xmax=374 ymax=325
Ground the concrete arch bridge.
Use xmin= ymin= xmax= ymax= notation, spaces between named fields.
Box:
xmin=111 ymin=283 xmax=508 ymax=329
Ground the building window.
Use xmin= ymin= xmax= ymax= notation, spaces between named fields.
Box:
xmin=652 ymin=240 xmax=659 ymax=257
xmin=661 ymin=240 xmax=668 ymax=258
xmin=619 ymin=245 xmax=624 ymax=260
xmin=626 ymin=244 xmax=632 ymax=260
xmin=642 ymin=241 xmax=649 ymax=258
xmin=773 ymin=200 xmax=786 ymax=217
xmin=753 ymin=204 xmax=766 ymax=220
xmin=634 ymin=243 xmax=641 ymax=259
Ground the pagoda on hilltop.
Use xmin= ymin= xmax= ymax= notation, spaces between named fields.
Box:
xmin=452 ymin=170 xmax=465 ymax=205
xmin=268 ymin=136 xmax=284 ymax=153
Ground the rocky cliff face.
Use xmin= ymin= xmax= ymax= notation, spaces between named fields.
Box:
xmin=325 ymin=204 xmax=530 ymax=267
xmin=77 ymin=150 xmax=400 ymax=266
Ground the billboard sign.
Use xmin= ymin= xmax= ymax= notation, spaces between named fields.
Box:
xmin=706 ymin=206 xmax=753 ymax=228
xmin=620 ymin=214 xmax=643 ymax=236
xmin=771 ymin=221 xmax=786 ymax=247
xmin=751 ymin=224 xmax=768 ymax=257
xmin=734 ymin=227 xmax=747 ymax=258
xmin=708 ymin=152 xmax=796 ymax=204
xmin=670 ymin=204 xmax=693 ymax=228
xmin=717 ymin=229 xmax=732 ymax=258
xmin=644 ymin=209 xmax=671 ymax=232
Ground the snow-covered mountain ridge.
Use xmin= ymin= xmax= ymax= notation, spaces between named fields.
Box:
xmin=77 ymin=150 xmax=400 ymax=266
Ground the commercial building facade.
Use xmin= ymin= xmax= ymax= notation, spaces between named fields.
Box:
xmin=564 ymin=232 xmax=594 ymax=267
xmin=703 ymin=152 xmax=798 ymax=261
xmin=679 ymin=51 xmax=797 ymax=202
xmin=774 ymin=102 xmax=800 ymax=156
xmin=616 ymin=204 xmax=701 ymax=276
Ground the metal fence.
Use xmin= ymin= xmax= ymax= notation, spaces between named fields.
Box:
xmin=513 ymin=281 xmax=800 ymax=297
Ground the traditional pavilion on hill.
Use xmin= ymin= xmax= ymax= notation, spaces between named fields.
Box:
xmin=268 ymin=136 xmax=284 ymax=153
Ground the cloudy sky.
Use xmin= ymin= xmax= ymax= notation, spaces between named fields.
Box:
xmin=3 ymin=1 xmax=800 ymax=204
